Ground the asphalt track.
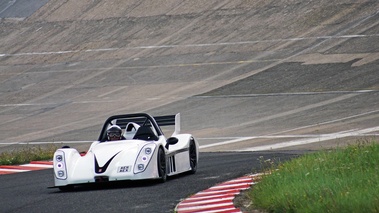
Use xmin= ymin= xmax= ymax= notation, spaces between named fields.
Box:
xmin=0 ymin=0 xmax=378 ymax=212
xmin=0 ymin=152 xmax=298 ymax=213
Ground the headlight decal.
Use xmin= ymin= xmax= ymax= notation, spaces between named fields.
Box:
xmin=54 ymin=151 xmax=67 ymax=180
xmin=145 ymin=147 xmax=152 ymax=155
xmin=134 ymin=143 xmax=156 ymax=174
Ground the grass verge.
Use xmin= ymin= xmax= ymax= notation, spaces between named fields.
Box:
xmin=0 ymin=145 xmax=58 ymax=165
xmin=248 ymin=141 xmax=379 ymax=212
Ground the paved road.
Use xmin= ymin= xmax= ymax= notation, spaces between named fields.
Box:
xmin=0 ymin=151 xmax=299 ymax=213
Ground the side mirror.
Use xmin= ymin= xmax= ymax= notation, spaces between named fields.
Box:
xmin=165 ymin=137 xmax=178 ymax=149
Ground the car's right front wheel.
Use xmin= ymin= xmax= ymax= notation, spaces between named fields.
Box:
xmin=189 ymin=139 xmax=197 ymax=174
xmin=157 ymin=147 xmax=167 ymax=183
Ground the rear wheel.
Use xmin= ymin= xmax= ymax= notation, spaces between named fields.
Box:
xmin=157 ymin=147 xmax=167 ymax=183
xmin=189 ymin=140 xmax=197 ymax=174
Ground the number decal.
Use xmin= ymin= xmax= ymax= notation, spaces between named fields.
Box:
xmin=118 ymin=166 xmax=130 ymax=173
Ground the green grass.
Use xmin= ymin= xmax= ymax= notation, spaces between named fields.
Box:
xmin=249 ymin=141 xmax=379 ymax=213
xmin=0 ymin=145 xmax=57 ymax=165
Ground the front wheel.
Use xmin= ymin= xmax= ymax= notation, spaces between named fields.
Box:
xmin=189 ymin=140 xmax=197 ymax=174
xmin=157 ymin=147 xmax=167 ymax=183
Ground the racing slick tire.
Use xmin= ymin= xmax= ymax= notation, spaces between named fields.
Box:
xmin=157 ymin=147 xmax=167 ymax=183
xmin=189 ymin=139 xmax=197 ymax=174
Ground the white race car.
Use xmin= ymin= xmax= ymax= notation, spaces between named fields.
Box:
xmin=52 ymin=113 xmax=199 ymax=191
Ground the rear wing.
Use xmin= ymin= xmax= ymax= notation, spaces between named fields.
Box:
xmin=154 ymin=113 xmax=181 ymax=135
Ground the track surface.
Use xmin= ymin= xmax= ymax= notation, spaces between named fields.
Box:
xmin=0 ymin=152 xmax=298 ymax=213
xmin=0 ymin=0 xmax=378 ymax=212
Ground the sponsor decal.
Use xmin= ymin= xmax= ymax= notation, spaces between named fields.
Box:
xmin=118 ymin=166 xmax=130 ymax=173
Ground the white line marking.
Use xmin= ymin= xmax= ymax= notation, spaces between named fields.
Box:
xmin=0 ymin=90 xmax=376 ymax=107
xmin=275 ymin=109 xmax=379 ymax=135
xmin=196 ymin=189 xmax=245 ymax=196
xmin=20 ymin=164 xmax=53 ymax=168
xmin=196 ymin=90 xmax=377 ymax=98
xmin=1 ymin=34 xmax=378 ymax=57
xmin=199 ymin=135 xmax=336 ymax=149
xmin=178 ymin=207 xmax=239 ymax=213
xmin=208 ymin=182 xmax=253 ymax=190
xmin=199 ymin=131 xmax=379 ymax=150
xmin=199 ymin=137 xmax=255 ymax=149
xmin=0 ymin=141 xmax=93 ymax=145
xmin=97 ymin=86 xmax=128 ymax=98
xmin=237 ymin=126 xmax=379 ymax=151
xmin=179 ymin=197 xmax=234 ymax=206
xmin=0 ymin=103 xmax=57 ymax=107
xmin=200 ymin=108 xmax=379 ymax=150
xmin=0 ymin=0 xmax=16 ymax=15
xmin=185 ymin=193 xmax=238 ymax=201
xmin=0 ymin=169 xmax=28 ymax=172
xmin=223 ymin=177 xmax=253 ymax=183
xmin=176 ymin=202 xmax=234 ymax=212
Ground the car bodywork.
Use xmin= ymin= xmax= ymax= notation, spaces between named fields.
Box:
xmin=52 ymin=113 xmax=199 ymax=190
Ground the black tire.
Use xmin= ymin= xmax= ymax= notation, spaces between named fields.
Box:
xmin=189 ymin=140 xmax=197 ymax=174
xmin=157 ymin=147 xmax=167 ymax=183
